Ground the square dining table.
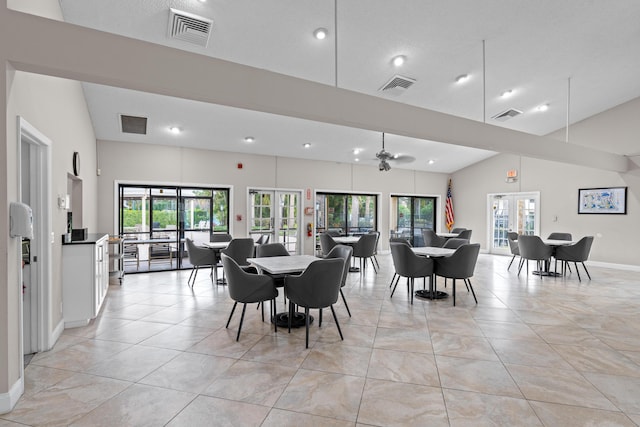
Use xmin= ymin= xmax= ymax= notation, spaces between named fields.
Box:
xmin=332 ymin=236 xmax=362 ymax=272
xmin=247 ymin=254 xmax=320 ymax=327
xmin=410 ymin=246 xmax=455 ymax=300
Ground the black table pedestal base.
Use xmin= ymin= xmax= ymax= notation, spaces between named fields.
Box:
xmin=348 ymin=267 xmax=360 ymax=273
xmin=273 ymin=312 xmax=313 ymax=328
xmin=532 ymin=271 xmax=562 ymax=277
xmin=415 ymin=290 xmax=449 ymax=300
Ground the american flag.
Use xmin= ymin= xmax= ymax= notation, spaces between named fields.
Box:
xmin=445 ymin=179 xmax=454 ymax=232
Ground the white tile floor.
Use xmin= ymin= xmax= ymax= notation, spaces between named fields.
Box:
xmin=3 ymin=252 xmax=640 ymax=426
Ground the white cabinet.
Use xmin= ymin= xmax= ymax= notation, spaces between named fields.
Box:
xmin=62 ymin=233 xmax=109 ymax=328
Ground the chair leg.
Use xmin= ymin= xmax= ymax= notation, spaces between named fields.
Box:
xmin=582 ymin=262 xmax=592 ymax=280
xmin=389 ymin=272 xmax=397 ymax=288
xmin=574 ymin=262 xmax=582 ymax=282
xmin=272 ymin=299 xmax=277 ymax=333
xmin=371 ymin=257 xmax=378 ymax=273
xmin=330 ymin=305 xmax=344 ymax=341
xmin=340 ymin=289 xmax=351 ymax=317
xmin=452 ymin=279 xmax=456 ymax=306
xmin=466 ymin=279 xmax=478 ymax=304
xmin=319 ymin=308 xmax=323 ymax=328
xmin=410 ymin=278 xmax=414 ymax=305
xmin=188 ymin=267 xmax=196 ymax=286
xmin=236 ymin=303 xmax=247 ymax=341
xmin=517 ymin=258 xmax=524 ymax=276
xmin=226 ymin=301 xmax=238 ymax=328
xmin=305 ymin=307 xmax=310 ymax=349
xmin=288 ymin=302 xmax=293 ymax=333
xmin=261 ymin=301 xmax=265 ymax=322
xmin=390 ymin=275 xmax=401 ymax=297
xmin=507 ymin=255 xmax=516 ymax=270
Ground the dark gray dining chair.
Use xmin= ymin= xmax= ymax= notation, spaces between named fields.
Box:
xmin=517 ymin=235 xmax=553 ymax=278
xmin=319 ymin=232 xmax=338 ymax=257
xmin=388 ymin=238 xmax=411 ymax=288
xmin=547 ymin=232 xmax=572 ymax=241
xmin=443 ymin=238 xmax=469 ymax=249
xmin=554 ymin=236 xmax=594 ymax=281
xmin=422 ymin=229 xmax=446 ymax=247
xmin=284 ymin=258 xmax=344 ymax=348
xmin=434 ymin=243 xmax=480 ymax=306
xmin=185 ymin=238 xmax=217 ymax=287
xmin=368 ymin=230 xmax=381 ymax=269
xmin=325 ymin=244 xmax=353 ymax=317
xmin=221 ymin=253 xmax=278 ymax=341
xmin=210 ymin=232 xmax=232 ymax=242
xmin=352 ymin=233 xmax=378 ymax=273
xmin=255 ymin=242 xmax=291 ymax=291
xmin=507 ymin=232 xmax=521 ymax=271
xmin=456 ymin=229 xmax=472 ymax=240
xmin=389 ymin=242 xmax=434 ymax=304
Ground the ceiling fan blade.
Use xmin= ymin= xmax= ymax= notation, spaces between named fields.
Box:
xmin=390 ymin=154 xmax=416 ymax=164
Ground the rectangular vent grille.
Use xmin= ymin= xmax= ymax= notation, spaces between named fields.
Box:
xmin=168 ymin=8 xmax=213 ymax=47
xmin=120 ymin=115 xmax=147 ymax=135
xmin=379 ymin=75 xmax=416 ymax=96
xmin=491 ymin=108 xmax=523 ymax=122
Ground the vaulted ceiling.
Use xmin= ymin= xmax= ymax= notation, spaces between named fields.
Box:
xmin=58 ymin=0 xmax=640 ymax=173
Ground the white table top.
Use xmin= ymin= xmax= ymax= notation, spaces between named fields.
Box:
xmin=333 ymin=236 xmax=361 ymax=244
xmin=436 ymin=232 xmax=459 ymax=238
xmin=123 ymin=238 xmax=182 ymax=244
xmin=411 ymin=246 xmax=456 ymax=257
xmin=542 ymin=239 xmax=575 ymax=246
xmin=201 ymin=241 xmax=230 ymax=249
xmin=247 ymin=255 xmax=319 ymax=275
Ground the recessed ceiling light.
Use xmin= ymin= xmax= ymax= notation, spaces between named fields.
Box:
xmin=354 ymin=158 xmax=360 ymax=162
xmin=537 ymin=104 xmax=549 ymax=112
xmin=392 ymin=55 xmax=406 ymax=67
xmin=501 ymin=90 xmax=514 ymax=98
xmin=244 ymin=136 xmax=255 ymax=143
xmin=313 ymin=28 xmax=328 ymax=40
xmin=428 ymin=159 xmax=435 ymax=164
xmin=197 ymin=0 xmax=207 ymax=3
xmin=353 ymin=148 xmax=361 ymax=155
xmin=303 ymin=143 xmax=311 ymax=148
xmin=455 ymin=74 xmax=469 ymax=84
xmin=169 ymin=126 xmax=181 ymax=134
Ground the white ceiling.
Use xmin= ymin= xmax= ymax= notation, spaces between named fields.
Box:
xmin=59 ymin=0 xmax=640 ymax=173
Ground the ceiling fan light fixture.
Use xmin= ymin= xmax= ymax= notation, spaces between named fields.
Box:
xmin=379 ymin=159 xmax=391 ymax=171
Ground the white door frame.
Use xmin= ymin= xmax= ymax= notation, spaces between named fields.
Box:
xmin=17 ymin=117 xmax=54 ymax=356
xmin=486 ymin=191 xmax=540 ymax=255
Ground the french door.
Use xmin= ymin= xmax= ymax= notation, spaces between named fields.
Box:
xmin=249 ymin=189 xmax=301 ymax=254
xmin=488 ymin=192 xmax=539 ymax=255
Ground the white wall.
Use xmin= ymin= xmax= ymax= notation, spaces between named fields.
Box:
xmin=452 ymin=97 xmax=640 ymax=267
xmin=96 ymin=140 xmax=449 ymax=254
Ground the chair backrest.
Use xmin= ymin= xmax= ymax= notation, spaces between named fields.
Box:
xmin=556 ymin=236 xmax=594 ymax=262
xmin=390 ymin=241 xmax=433 ymax=278
xmin=319 ymin=232 xmax=338 ymax=256
xmin=422 ymin=229 xmax=445 ymax=247
xmin=221 ymin=253 xmax=276 ymax=303
xmin=443 ymin=238 xmax=469 ymax=249
xmin=389 ymin=237 xmax=412 ymax=247
xmin=221 ymin=238 xmax=255 ymax=266
xmin=325 ymin=244 xmax=353 ymax=287
xmin=517 ymin=235 xmax=553 ymax=260
xmin=547 ymin=232 xmax=572 ymax=241
xmin=185 ymin=237 xmax=215 ymax=266
xmin=352 ymin=233 xmax=377 ymax=257
xmin=210 ymin=233 xmax=232 ymax=242
xmin=434 ymin=243 xmax=480 ymax=279
xmin=368 ymin=230 xmax=380 ymax=254
xmin=326 ymin=229 xmax=342 ymax=237
xmin=451 ymin=228 xmax=467 ymax=234
xmin=255 ymin=242 xmax=289 ymax=257
xmin=457 ymin=229 xmax=472 ymax=240
xmin=507 ymin=232 xmax=519 ymax=255
xmin=284 ymin=258 xmax=344 ymax=308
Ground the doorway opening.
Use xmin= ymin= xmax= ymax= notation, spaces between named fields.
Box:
xmin=390 ymin=195 xmax=437 ymax=246
xmin=249 ymin=189 xmax=302 ymax=254
xmin=18 ymin=117 xmax=54 ymax=363
xmin=487 ymin=192 xmax=540 ymax=255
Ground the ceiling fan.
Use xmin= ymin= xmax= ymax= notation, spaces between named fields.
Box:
xmin=375 ymin=133 xmax=415 ymax=171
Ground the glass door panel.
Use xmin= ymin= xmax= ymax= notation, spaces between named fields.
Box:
xmin=250 ymin=190 xmax=274 ymax=241
xmin=412 ymin=197 xmax=435 ymax=247
xmin=391 ymin=195 xmax=436 ymax=246
xmin=278 ymin=192 xmax=299 ymax=253
xmin=250 ymin=189 xmax=302 ymax=254
xmin=489 ymin=192 xmax=539 ymax=255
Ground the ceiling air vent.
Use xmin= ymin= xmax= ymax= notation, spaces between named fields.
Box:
xmin=120 ymin=115 xmax=147 ymax=135
xmin=168 ymin=8 xmax=213 ymax=47
xmin=491 ymin=108 xmax=523 ymax=122
xmin=379 ymin=75 xmax=416 ymax=96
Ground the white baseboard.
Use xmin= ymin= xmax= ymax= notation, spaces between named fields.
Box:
xmin=48 ymin=318 xmax=65 ymax=351
xmin=0 ymin=375 xmax=24 ymax=415
xmin=586 ymin=260 xmax=640 ymax=272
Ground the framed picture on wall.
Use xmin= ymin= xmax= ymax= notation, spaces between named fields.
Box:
xmin=578 ymin=187 xmax=627 ymax=214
